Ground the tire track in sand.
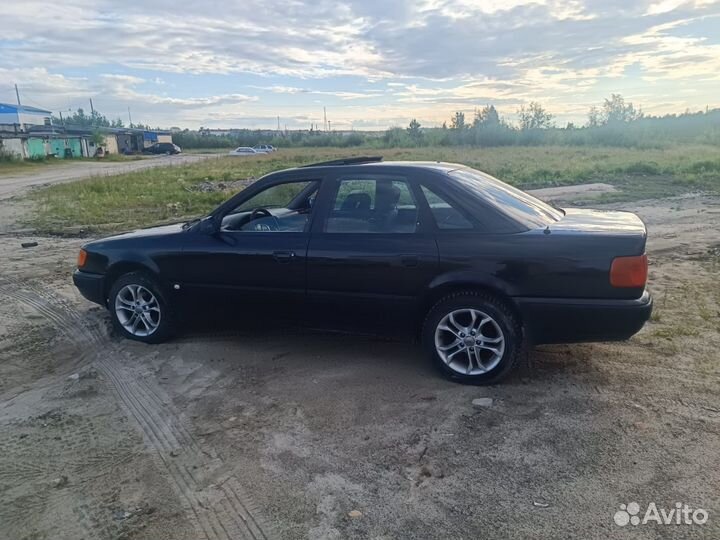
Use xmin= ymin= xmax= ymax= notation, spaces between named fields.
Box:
xmin=0 ymin=279 xmax=273 ymax=540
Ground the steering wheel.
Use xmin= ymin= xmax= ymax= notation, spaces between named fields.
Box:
xmin=248 ymin=207 xmax=280 ymax=231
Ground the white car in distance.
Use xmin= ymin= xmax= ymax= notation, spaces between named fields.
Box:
xmin=228 ymin=146 xmax=265 ymax=156
xmin=254 ymin=144 xmax=276 ymax=153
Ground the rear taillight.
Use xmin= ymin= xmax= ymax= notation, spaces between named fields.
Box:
xmin=77 ymin=249 xmax=87 ymax=268
xmin=610 ymin=254 xmax=648 ymax=288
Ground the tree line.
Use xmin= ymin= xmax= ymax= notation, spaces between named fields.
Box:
xmin=52 ymin=94 xmax=719 ymax=150
xmin=175 ymin=94 xmax=718 ymax=150
xmin=51 ymin=108 xmax=155 ymax=131
xmin=387 ymin=94 xmax=718 ymax=149
xmin=440 ymin=94 xmax=643 ymax=132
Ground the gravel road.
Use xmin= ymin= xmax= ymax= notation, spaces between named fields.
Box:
xmin=0 ymin=154 xmax=215 ymax=200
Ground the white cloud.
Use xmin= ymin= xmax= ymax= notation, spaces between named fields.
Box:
xmin=0 ymin=0 xmax=718 ymax=128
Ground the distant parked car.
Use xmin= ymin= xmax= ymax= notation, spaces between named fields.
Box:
xmin=254 ymin=144 xmax=275 ymax=153
xmin=228 ymin=147 xmax=264 ymax=156
xmin=144 ymin=142 xmax=182 ymax=155
xmin=73 ymin=156 xmax=652 ymax=385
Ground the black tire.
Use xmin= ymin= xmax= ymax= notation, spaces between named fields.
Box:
xmin=108 ymin=271 xmax=175 ymax=343
xmin=422 ymin=291 xmax=522 ymax=385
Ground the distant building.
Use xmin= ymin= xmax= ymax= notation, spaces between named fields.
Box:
xmin=0 ymin=101 xmax=174 ymax=159
xmin=0 ymin=103 xmax=52 ymax=132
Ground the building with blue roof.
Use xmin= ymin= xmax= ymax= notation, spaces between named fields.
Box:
xmin=0 ymin=103 xmax=53 ymax=131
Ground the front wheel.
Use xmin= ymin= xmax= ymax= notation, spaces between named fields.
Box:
xmin=422 ymin=291 xmax=522 ymax=384
xmin=108 ymin=272 xmax=175 ymax=343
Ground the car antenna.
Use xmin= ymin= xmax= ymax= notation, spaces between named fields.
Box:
xmin=543 ymin=225 xmax=551 ymax=235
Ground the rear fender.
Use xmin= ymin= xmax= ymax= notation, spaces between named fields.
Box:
xmin=427 ymin=270 xmax=520 ymax=298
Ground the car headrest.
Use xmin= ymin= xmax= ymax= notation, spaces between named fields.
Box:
xmin=375 ymin=183 xmax=401 ymax=213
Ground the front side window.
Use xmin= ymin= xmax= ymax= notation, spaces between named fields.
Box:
xmin=420 ymin=185 xmax=474 ymax=230
xmin=326 ymin=177 xmax=418 ymax=233
xmin=221 ymin=180 xmax=317 ymax=232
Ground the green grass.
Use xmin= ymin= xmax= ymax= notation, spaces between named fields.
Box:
xmin=25 ymin=144 xmax=720 ymax=235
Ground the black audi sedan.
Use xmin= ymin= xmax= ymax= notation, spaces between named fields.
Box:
xmin=73 ymin=157 xmax=652 ymax=384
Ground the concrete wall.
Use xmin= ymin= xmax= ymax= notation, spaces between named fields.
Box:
xmin=0 ymin=138 xmax=25 ymax=159
xmin=104 ymin=134 xmax=119 ymax=154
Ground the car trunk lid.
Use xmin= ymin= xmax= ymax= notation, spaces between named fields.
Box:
xmin=550 ymin=208 xmax=647 ymax=240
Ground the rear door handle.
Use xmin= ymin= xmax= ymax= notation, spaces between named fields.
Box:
xmin=400 ymin=255 xmax=419 ymax=267
xmin=273 ymin=250 xmax=296 ymax=263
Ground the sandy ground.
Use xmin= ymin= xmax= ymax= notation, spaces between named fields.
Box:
xmin=0 ymin=154 xmax=216 ymax=200
xmin=0 ymin=188 xmax=719 ymax=539
xmin=527 ymin=182 xmax=616 ymax=200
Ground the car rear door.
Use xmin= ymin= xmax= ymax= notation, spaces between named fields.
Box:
xmin=305 ymin=171 xmax=439 ymax=334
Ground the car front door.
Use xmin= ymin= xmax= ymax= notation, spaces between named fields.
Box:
xmin=306 ymin=172 xmax=438 ymax=334
xmin=179 ymin=176 xmax=320 ymax=321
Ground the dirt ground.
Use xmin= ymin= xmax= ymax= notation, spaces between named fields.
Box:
xmin=0 ymin=188 xmax=719 ymax=540
xmin=0 ymin=154 xmax=215 ymax=200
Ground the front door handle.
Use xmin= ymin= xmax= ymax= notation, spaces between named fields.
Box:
xmin=400 ymin=255 xmax=419 ymax=267
xmin=273 ymin=250 xmax=296 ymax=263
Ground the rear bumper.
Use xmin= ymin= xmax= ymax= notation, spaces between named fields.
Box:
xmin=516 ymin=290 xmax=653 ymax=345
xmin=73 ymin=269 xmax=106 ymax=306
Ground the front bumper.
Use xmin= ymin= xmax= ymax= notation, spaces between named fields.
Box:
xmin=516 ymin=290 xmax=653 ymax=345
xmin=73 ymin=269 xmax=106 ymax=306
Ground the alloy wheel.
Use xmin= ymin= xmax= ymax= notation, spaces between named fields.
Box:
xmin=434 ymin=308 xmax=505 ymax=375
xmin=114 ymin=284 xmax=161 ymax=337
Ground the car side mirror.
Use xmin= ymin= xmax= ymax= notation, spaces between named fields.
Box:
xmin=199 ymin=216 xmax=219 ymax=235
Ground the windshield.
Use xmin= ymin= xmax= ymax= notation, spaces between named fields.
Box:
xmin=449 ymin=168 xmax=563 ymax=228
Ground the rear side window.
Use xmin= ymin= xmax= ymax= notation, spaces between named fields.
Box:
xmin=420 ymin=185 xmax=473 ymax=230
xmin=326 ymin=177 xmax=418 ymax=233
xmin=449 ymin=168 xmax=563 ymax=228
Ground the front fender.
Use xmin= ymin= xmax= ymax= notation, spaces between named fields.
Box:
xmin=105 ymin=250 xmax=163 ymax=277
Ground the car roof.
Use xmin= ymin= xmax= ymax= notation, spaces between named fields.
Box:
xmin=276 ymin=159 xmax=463 ymax=176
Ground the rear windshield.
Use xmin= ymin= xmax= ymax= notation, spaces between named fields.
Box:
xmin=449 ymin=168 xmax=563 ymax=228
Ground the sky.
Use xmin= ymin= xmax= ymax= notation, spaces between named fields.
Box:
xmin=0 ymin=0 xmax=718 ymax=130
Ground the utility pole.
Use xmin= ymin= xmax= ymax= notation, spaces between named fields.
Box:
xmin=89 ymin=98 xmax=95 ymax=115
xmin=323 ymin=107 xmax=327 ymax=131
xmin=328 ymin=120 xmax=332 ymax=132
xmin=127 ymin=107 xmax=133 ymax=126
xmin=14 ymin=84 xmax=21 ymax=107
xmin=59 ymin=111 xmax=65 ymax=126
xmin=277 ymin=115 xmax=280 ymax=131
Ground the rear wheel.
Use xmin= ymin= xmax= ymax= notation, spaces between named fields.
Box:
xmin=108 ymin=272 xmax=175 ymax=343
xmin=422 ymin=291 xmax=522 ymax=384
